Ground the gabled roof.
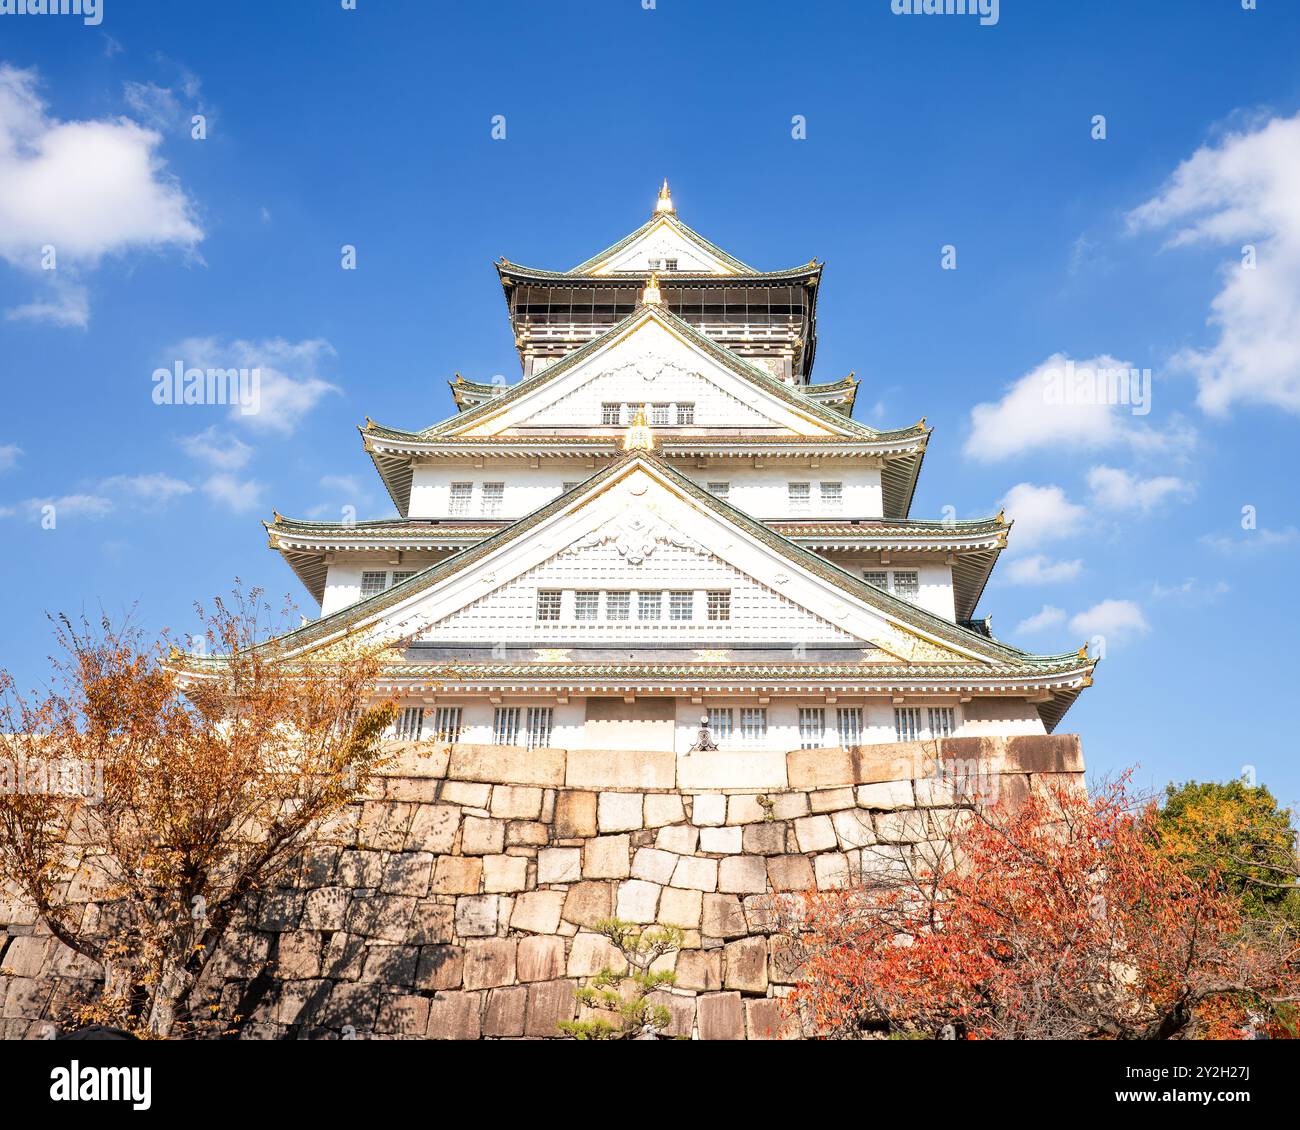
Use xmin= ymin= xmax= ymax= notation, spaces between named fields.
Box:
xmin=569 ymin=209 xmax=754 ymax=276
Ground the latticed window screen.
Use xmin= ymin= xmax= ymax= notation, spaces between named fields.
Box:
xmin=820 ymin=482 xmax=843 ymax=510
xmin=651 ymin=404 xmax=671 ymax=426
xmin=392 ymin=571 xmax=416 ymax=585
xmin=863 ymin=571 xmax=888 ymax=590
xmin=928 ymin=707 xmax=955 ymax=738
xmin=664 ymin=258 xmax=678 ymax=271
xmin=361 ymin=571 xmax=388 ymax=598
xmin=892 ymin=571 xmax=920 ymax=601
xmin=638 ymin=591 xmax=662 ymax=621
xmin=574 ymin=591 xmax=599 ymax=621
xmin=706 ymin=482 xmax=730 ymax=501
xmin=669 ymin=591 xmax=694 ymax=621
xmin=481 ymin=482 xmax=504 ymax=516
xmin=788 ymin=482 xmax=810 ymax=513
xmin=562 ymin=481 xmax=579 ymax=492
xmin=740 ymin=708 xmax=767 ymax=743
xmin=707 ymin=708 xmax=733 ymax=743
xmin=837 ymin=707 xmax=864 ymax=746
xmin=606 ymin=592 xmax=630 ymax=621
xmin=394 ymin=707 xmax=424 ymax=741
xmin=493 ymin=707 xmax=521 ymax=746
xmin=525 ymin=707 xmax=553 ymax=750
xmin=676 ymin=403 xmax=695 ymax=425
xmin=799 ymin=708 xmax=826 ymax=750
xmin=433 ymin=707 xmax=462 ymax=743
xmin=449 ymin=482 xmax=472 ymax=515
xmin=601 ymin=403 xmax=621 ymax=426
xmin=536 ymin=590 xmax=561 ymax=621
xmin=894 ymin=707 xmax=922 ymax=743
xmin=706 ymin=590 xmax=730 ymax=621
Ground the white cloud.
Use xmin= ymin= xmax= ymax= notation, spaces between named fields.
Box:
xmin=122 ymin=81 xmax=182 ymax=132
xmin=202 ymin=473 xmax=264 ymax=514
xmin=1015 ymin=605 xmax=1067 ymax=635
xmin=1152 ymin=578 xmax=1229 ymax=603
xmin=169 ymin=337 xmax=339 ymax=434
xmin=1086 ymin=465 xmax=1194 ymax=512
xmin=1069 ymin=599 xmax=1150 ymax=643
xmin=999 ymin=482 xmax=1087 ymax=551
xmin=1201 ymin=526 xmax=1299 ymax=553
xmin=1128 ymin=113 xmax=1300 ymax=416
xmin=965 ymin=353 xmax=1191 ymax=461
xmin=98 ymin=472 xmax=193 ymax=506
xmin=3 ymin=493 xmax=113 ymax=522
xmin=6 ymin=274 xmax=89 ymax=328
xmin=0 ymin=65 xmax=202 ymax=325
xmin=177 ymin=426 xmax=253 ymax=470
xmin=0 ymin=443 xmax=20 ymax=471
xmin=1002 ymin=554 xmax=1084 ymax=585
xmin=2 ymin=470 xmax=193 ymax=522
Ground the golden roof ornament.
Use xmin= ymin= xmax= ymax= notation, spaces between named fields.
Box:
xmin=654 ymin=178 xmax=675 ymax=215
xmin=623 ymin=406 xmax=655 ymax=451
xmin=641 ymin=271 xmax=662 ymax=306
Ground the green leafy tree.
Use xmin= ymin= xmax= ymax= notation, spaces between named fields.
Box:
xmin=559 ymin=919 xmax=685 ymax=1040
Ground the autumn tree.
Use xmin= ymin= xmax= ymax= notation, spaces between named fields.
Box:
xmin=0 ymin=588 xmax=397 ymax=1038
xmin=773 ymin=777 xmax=1299 ymax=1040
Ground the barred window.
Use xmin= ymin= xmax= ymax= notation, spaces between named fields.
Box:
xmin=394 ymin=706 xmax=424 ymax=741
xmin=894 ymin=707 xmax=922 ymax=743
xmin=391 ymin=570 xmax=417 ymax=585
xmin=820 ymin=481 xmax=843 ymax=510
xmin=740 ymin=708 xmax=767 ymax=743
xmin=664 ymin=258 xmax=678 ymax=271
xmin=669 ymin=591 xmax=694 ymax=621
xmin=928 ymin=707 xmax=955 ymax=738
xmin=433 ymin=706 xmax=462 ymax=744
xmin=449 ymin=482 xmax=472 ymax=515
xmin=676 ymin=403 xmax=695 ymax=425
xmin=361 ymin=571 xmax=388 ymax=598
xmin=799 ymin=707 xmax=826 ymax=750
xmin=574 ymin=591 xmax=599 ymax=621
xmin=493 ymin=707 xmax=521 ymax=746
xmin=481 ymin=482 xmax=504 ymax=516
xmin=707 ymin=708 xmax=733 ymax=743
xmin=525 ymin=707 xmax=553 ymax=750
xmin=562 ymin=481 xmax=579 ymax=493
xmin=707 ymin=481 xmax=730 ymax=501
xmin=863 ymin=571 xmax=888 ymax=590
xmin=638 ymin=591 xmax=662 ymax=621
xmin=601 ymin=403 xmax=621 ymax=426
xmin=651 ymin=403 xmax=671 ymax=426
xmin=606 ymin=591 xmax=630 ymax=621
xmin=536 ymin=590 xmax=561 ymax=621
xmin=706 ymin=590 xmax=730 ymax=621
xmin=837 ymin=707 xmax=864 ymax=747
xmin=892 ymin=571 xmax=920 ymax=601
xmin=788 ymin=482 xmax=810 ymax=513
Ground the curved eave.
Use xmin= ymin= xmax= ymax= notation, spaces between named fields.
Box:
xmin=496 ymin=260 xmax=822 ymax=285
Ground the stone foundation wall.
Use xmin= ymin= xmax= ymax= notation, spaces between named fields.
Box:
xmin=0 ymin=734 xmax=1084 ymax=1040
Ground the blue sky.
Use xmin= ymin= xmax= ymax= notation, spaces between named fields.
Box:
xmin=1 ymin=0 xmax=1298 ymax=813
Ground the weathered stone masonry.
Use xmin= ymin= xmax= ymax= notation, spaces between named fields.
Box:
xmin=0 ymin=734 xmax=1084 ymax=1040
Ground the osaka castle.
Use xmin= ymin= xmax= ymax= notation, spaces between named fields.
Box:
xmin=262 ymin=181 xmax=1095 ymax=753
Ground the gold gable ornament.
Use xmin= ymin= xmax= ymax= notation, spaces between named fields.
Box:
xmin=654 ymin=178 xmax=675 ymax=215
xmin=622 ymin=407 xmax=655 ymax=451
xmin=641 ymin=271 xmax=663 ymax=306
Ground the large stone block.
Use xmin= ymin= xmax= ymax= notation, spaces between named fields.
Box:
xmin=301 ymin=887 xmax=349 ymax=931
xmin=566 ymin=749 xmax=675 ymax=791
xmin=338 ymin=849 xmax=384 ymax=889
xmin=505 ymin=821 xmax=550 ymax=847
xmin=461 ymin=816 xmax=506 ymax=856
xmin=462 ymin=938 xmax=517 ymax=990
xmin=454 ymin=894 xmax=500 ymax=937
xmin=793 ymin=814 xmax=837 ymax=853
xmin=426 ymin=990 xmax=482 ymax=1040
xmin=360 ymin=944 xmax=419 ymax=986
xmin=510 ymin=890 xmax=565 ymax=935
xmin=482 ymin=853 xmax=530 ymax=894
xmin=813 ymin=852 xmax=851 ymax=890
xmin=554 ymin=790 xmax=598 ymax=838
xmin=567 ymin=932 xmax=627 ymax=977
xmin=616 ymin=879 xmax=662 ymax=923
xmin=746 ymin=997 xmax=794 ymax=1040
xmin=561 ymin=881 xmax=614 ymax=929
xmin=408 ymin=900 xmax=455 ymax=945
xmin=440 ymin=780 xmax=492 ymax=808
xmin=701 ymin=893 xmax=747 ymax=939
xmin=675 ymin=948 xmax=722 ymax=991
xmin=275 ymin=931 xmax=322 ymax=980
xmin=432 ymin=856 xmax=482 ymax=895
xmin=643 ymin=793 xmax=685 ymax=827
xmin=516 ymin=935 xmax=566 ymax=982
xmin=656 ymin=824 xmax=698 ymax=854
xmin=742 ymin=822 xmax=786 ymax=855
xmin=699 ymin=826 xmax=742 ymax=854
xmin=482 ymin=985 xmax=528 ymax=1038
xmin=538 ymin=847 xmax=583 ymax=885
xmin=726 ymin=794 xmax=768 ymax=825
xmin=697 ymin=991 xmax=744 ymax=1040
xmin=598 ymin=791 xmax=644 ymax=833
xmin=809 ymin=787 xmax=857 ymax=813
xmin=766 ymin=854 xmax=815 ymax=892
xmin=449 ymin=743 xmax=566 ymax=787
xmin=376 ymin=992 xmax=430 ymax=1037
xmin=525 ymin=979 xmax=577 ymax=1037
xmin=645 ymin=990 xmax=696 ymax=1039
xmin=490 ymin=785 xmax=544 ymax=820
xmin=346 ymin=894 xmax=416 ymax=942
xmin=831 ymin=808 xmax=877 ymax=849
xmin=1 ymin=937 xmax=51 ymax=979
xmin=676 ymin=750 xmax=788 ymax=791
xmin=358 ymin=801 xmax=414 ymax=851
xmin=690 ymin=794 xmax=727 ymax=826
xmin=381 ymin=852 xmax=434 ymax=897
xmin=415 ymin=945 xmax=464 ymax=991
xmin=723 ymin=937 xmax=769 ymax=993
xmin=670 ymin=855 xmax=718 ymax=892
xmin=856 ymin=780 xmax=915 ymax=810
xmin=583 ymin=834 xmax=631 ymax=879
xmin=631 ymin=847 xmax=678 ymax=885
xmin=786 ymin=747 xmax=854 ymax=790
xmin=658 ymin=886 xmax=702 ymax=930
xmin=718 ymin=855 xmax=767 ymax=895
xmin=405 ymin=805 xmax=460 ymax=853
xmin=319 ymin=982 xmax=381 ymax=1031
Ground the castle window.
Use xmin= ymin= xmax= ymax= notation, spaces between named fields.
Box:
xmin=788 ymin=482 xmax=810 ymax=513
xmin=676 ymin=403 xmax=695 ymax=425
xmin=394 ymin=707 xmax=424 ymax=742
xmin=433 ymin=707 xmax=462 ymax=744
xmin=892 ymin=571 xmax=920 ymax=601
xmin=707 ymin=708 xmax=733 ymax=744
xmin=837 ymin=707 xmax=864 ymax=746
xmin=820 ymin=481 xmax=843 ymax=511
xmin=361 ymin=571 xmax=388 ymax=598
xmin=706 ymin=590 xmax=730 ymax=621
xmin=638 ymin=591 xmax=662 ymax=621
xmin=664 ymin=258 xmax=678 ymax=271
xmin=928 ymin=707 xmax=955 ymax=738
xmin=536 ymin=590 xmax=561 ymax=621
xmin=481 ymin=482 xmax=504 ymax=516
xmin=574 ymin=591 xmax=599 ymax=621
xmin=707 ymin=481 xmax=730 ymax=501
xmin=894 ymin=707 xmax=922 ymax=743
xmin=493 ymin=707 xmax=521 ymax=746
xmin=601 ymin=403 xmax=621 ymax=426
xmin=863 ymin=571 xmax=888 ymax=590
xmin=669 ymin=591 xmax=694 ymax=621
xmin=799 ymin=708 xmax=826 ymax=749
xmin=525 ymin=707 xmax=553 ymax=750
xmin=392 ymin=571 xmax=417 ymax=585
xmin=562 ymin=481 xmax=579 ymax=492
xmin=650 ymin=403 xmax=671 ymax=426
xmin=449 ymin=482 xmax=472 ymax=516
xmin=606 ymin=592 xmax=630 ymax=621
xmin=740 ymin=708 xmax=767 ymax=744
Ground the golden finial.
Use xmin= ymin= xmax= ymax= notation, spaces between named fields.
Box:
xmin=272 ymin=510 xmax=282 ymax=524
xmin=623 ymin=406 xmax=655 ymax=451
xmin=654 ymin=178 xmax=675 ymax=215
xmin=996 ymin=508 xmax=1007 ymax=525
xmin=1077 ymin=643 xmax=1089 ymax=660
xmin=641 ymin=271 xmax=662 ymax=306
xmin=917 ymin=416 xmax=927 ymax=429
